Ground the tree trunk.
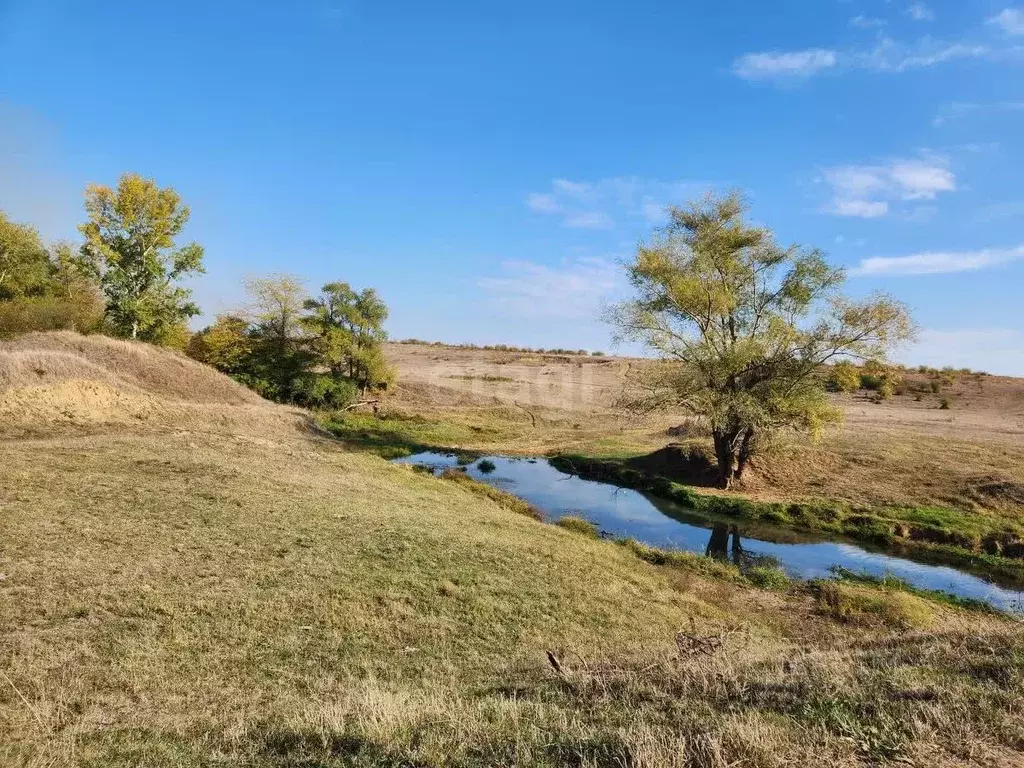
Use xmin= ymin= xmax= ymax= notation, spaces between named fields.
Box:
xmin=131 ymin=320 xmax=139 ymax=340
xmin=712 ymin=430 xmax=737 ymax=489
xmin=735 ymin=427 xmax=755 ymax=480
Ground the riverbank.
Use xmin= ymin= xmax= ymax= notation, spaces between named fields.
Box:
xmin=322 ymin=406 xmax=1024 ymax=589
xmin=549 ymin=454 xmax=1024 ymax=587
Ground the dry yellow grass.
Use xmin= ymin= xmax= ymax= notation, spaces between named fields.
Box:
xmin=1 ymin=334 xmax=1022 ymax=766
xmin=0 ymin=332 xmax=303 ymax=437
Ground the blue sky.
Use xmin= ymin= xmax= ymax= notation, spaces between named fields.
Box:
xmin=2 ymin=1 xmax=1023 ymax=372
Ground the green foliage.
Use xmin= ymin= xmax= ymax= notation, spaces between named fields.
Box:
xmin=78 ymin=173 xmax=204 ymax=343
xmin=826 ymin=361 xmax=861 ymax=392
xmin=290 ymin=373 xmax=359 ymax=409
xmin=745 ymin=564 xmax=791 ymax=590
xmin=302 ymin=282 xmax=395 ymax=392
xmin=0 ymin=212 xmax=105 ymax=337
xmin=186 ymin=316 xmax=253 ymax=375
xmin=609 ymin=192 xmax=915 ymax=488
xmin=0 ymin=211 xmax=52 ymax=301
xmin=476 ymin=459 xmax=497 ymax=474
xmin=187 ymin=276 xmax=395 ymax=408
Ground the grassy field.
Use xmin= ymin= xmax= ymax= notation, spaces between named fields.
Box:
xmin=2 ymin=334 xmax=1024 ymax=766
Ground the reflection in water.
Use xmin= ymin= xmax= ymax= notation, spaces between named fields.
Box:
xmin=393 ymin=452 xmax=1024 ymax=613
xmin=704 ymin=523 xmax=775 ymax=571
xmin=705 ymin=523 xmax=730 ymax=560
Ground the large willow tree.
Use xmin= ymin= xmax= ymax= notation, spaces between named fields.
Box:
xmin=609 ymin=193 xmax=915 ymax=489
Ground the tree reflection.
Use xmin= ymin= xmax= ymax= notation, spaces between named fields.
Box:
xmin=705 ymin=523 xmax=778 ymax=570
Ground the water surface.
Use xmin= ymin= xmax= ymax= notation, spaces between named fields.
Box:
xmin=395 ymin=452 xmax=1024 ymax=613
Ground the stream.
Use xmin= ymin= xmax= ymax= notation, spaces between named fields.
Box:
xmin=395 ymin=452 xmax=1024 ymax=614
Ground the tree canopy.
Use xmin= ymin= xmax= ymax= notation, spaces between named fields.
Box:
xmin=0 ymin=211 xmax=104 ymax=337
xmin=609 ymin=192 xmax=916 ymax=488
xmin=79 ymin=172 xmax=204 ymax=343
xmin=187 ymin=276 xmax=393 ymax=408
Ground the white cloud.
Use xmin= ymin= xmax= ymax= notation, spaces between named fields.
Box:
xmin=903 ymin=329 xmax=1024 ymax=376
xmin=563 ymin=211 xmax=615 ymax=230
xmin=477 ymin=257 xmax=622 ymax=318
xmin=525 ymin=192 xmax=560 ymax=214
xmin=988 ymin=8 xmax=1024 ymax=35
xmin=734 ymin=34 xmax=994 ymax=85
xmin=821 ymin=156 xmax=955 ymax=218
xmin=731 ymin=49 xmax=838 ymax=82
xmin=858 ymin=38 xmax=989 ymax=72
xmin=850 ymin=15 xmax=886 ymax=29
xmin=853 ymin=244 xmax=1024 ymax=275
xmin=831 ymin=199 xmax=890 ymax=218
xmin=525 ymin=177 xmax=701 ymax=230
xmin=906 ymin=3 xmax=935 ymax=22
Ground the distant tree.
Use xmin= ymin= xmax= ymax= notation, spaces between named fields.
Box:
xmin=241 ymin=274 xmax=311 ymax=398
xmin=0 ymin=211 xmax=52 ymax=300
xmin=78 ymin=173 xmax=204 ymax=343
xmin=302 ymin=282 xmax=394 ymax=393
xmin=186 ymin=315 xmax=254 ymax=375
xmin=609 ymin=192 xmax=915 ymax=489
xmin=827 ymin=361 xmax=861 ymax=393
xmin=0 ymin=213 xmax=104 ymax=337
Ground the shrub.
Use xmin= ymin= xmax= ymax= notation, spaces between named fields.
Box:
xmin=476 ymin=459 xmax=497 ymax=474
xmin=556 ymin=516 xmax=599 ymax=538
xmin=591 ymin=350 xmax=606 ymax=357
xmin=873 ymin=379 xmax=895 ymax=402
xmin=827 ymin=361 xmax=861 ymax=392
xmin=291 ymin=374 xmax=359 ymax=409
xmin=939 ymin=397 xmax=951 ymax=410
xmin=0 ymin=293 xmax=104 ymax=338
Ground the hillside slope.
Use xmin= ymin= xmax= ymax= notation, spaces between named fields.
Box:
xmin=0 ymin=332 xmax=300 ymax=436
xmin=1 ymin=334 xmax=1021 ymax=767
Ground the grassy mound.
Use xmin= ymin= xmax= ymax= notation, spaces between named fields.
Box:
xmin=0 ymin=332 xmax=296 ymax=435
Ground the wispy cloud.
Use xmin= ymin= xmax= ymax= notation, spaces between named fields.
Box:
xmin=988 ymin=7 xmax=1024 ymax=35
xmin=821 ymin=156 xmax=955 ymax=218
xmin=525 ymin=177 xmax=702 ymax=230
xmin=853 ymin=244 xmax=1024 ymax=275
xmin=731 ymin=49 xmax=838 ymax=82
xmin=477 ymin=257 xmax=622 ymax=318
xmin=733 ymin=32 xmax=996 ymax=84
xmin=850 ymin=15 xmax=886 ymax=29
xmin=906 ymin=3 xmax=935 ymax=22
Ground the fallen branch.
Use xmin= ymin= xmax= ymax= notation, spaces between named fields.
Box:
xmin=341 ymin=399 xmax=381 ymax=412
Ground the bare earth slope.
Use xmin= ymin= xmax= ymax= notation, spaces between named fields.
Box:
xmin=0 ymin=332 xmax=303 ymax=437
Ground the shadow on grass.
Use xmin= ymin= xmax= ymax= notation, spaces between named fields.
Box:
xmin=318 ymin=412 xmax=480 ymax=461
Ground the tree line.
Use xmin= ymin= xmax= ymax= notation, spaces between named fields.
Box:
xmin=0 ymin=172 xmax=392 ymax=408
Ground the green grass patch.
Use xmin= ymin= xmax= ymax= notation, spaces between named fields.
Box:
xmin=555 ymin=515 xmax=600 ymax=538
